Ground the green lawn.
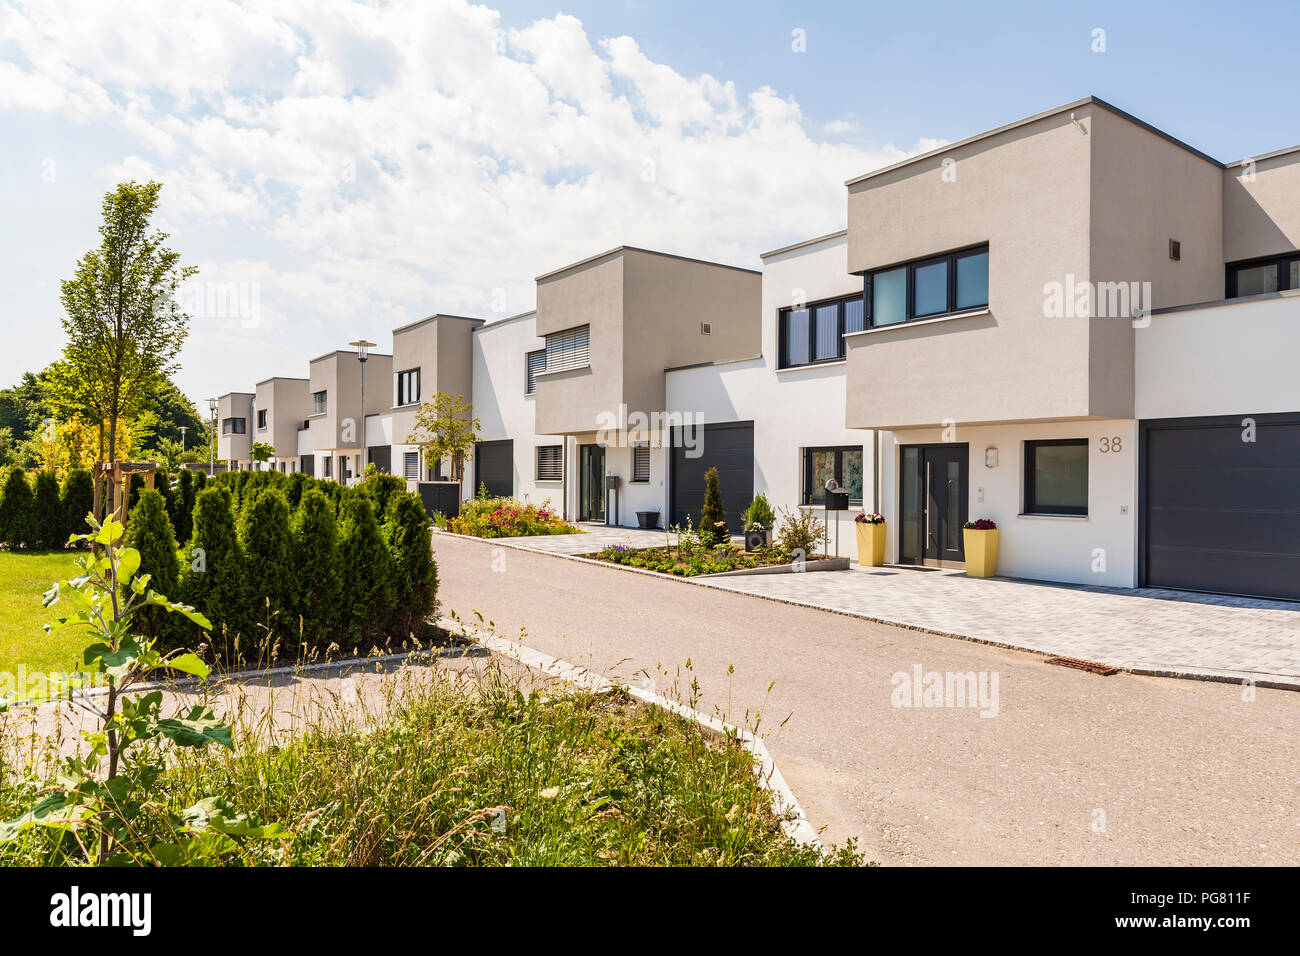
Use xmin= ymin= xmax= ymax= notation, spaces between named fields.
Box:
xmin=0 ymin=551 xmax=89 ymax=688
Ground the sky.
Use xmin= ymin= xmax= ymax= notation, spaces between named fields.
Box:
xmin=2 ymin=0 xmax=1298 ymax=408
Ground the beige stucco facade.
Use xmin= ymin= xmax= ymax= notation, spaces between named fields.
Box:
xmin=389 ymin=314 xmax=483 ymax=450
xmin=216 ymin=391 xmax=253 ymax=465
xmin=253 ymin=377 xmax=311 ymax=465
xmin=1222 ymin=148 xmax=1300 ymax=264
xmin=307 ymin=349 xmax=394 ymax=454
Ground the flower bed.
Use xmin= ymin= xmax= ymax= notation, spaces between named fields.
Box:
xmin=447 ymin=496 xmax=581 ymax=538
xmin=593 ymin=541 xmax=814 ymax=577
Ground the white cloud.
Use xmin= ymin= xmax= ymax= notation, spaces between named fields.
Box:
xmin=0 ymin=0 xmax=943 ymax=403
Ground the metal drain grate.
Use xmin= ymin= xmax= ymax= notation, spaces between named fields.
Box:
xmin=1043 ymin=656 xmax=1120 ymax=676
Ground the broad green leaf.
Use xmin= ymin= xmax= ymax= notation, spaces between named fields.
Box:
xmin=156 ymin=707 xmax=234 ymax=749
xmin=164 ymin=653 xmax=210 ymax=680
xmin=116 ymin=547 xmax=141 ymax=584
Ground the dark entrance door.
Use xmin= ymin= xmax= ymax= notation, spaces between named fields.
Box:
xmin=580 ymin=444 xmax=605 ymax=522
xmin=899 ymin=444 xmax=968 ymax=568
xmin=473 ymin=440 xmax=514 ymax=497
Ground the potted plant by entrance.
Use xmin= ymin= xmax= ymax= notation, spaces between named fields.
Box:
xmin=742 ymin=493 xmax=775 ymax=551
xmin=636 ymin=509 xmax=660 ymax=530
xmin=854 ymin=512 xmax=887 ymax=566
xmin=962 ymin=518 xmax=999 ymax=577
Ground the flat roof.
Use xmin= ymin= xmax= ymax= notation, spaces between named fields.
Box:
xmin=254 ymin=376 xmax=308 ymax=386
xmin=536 ymin=244 xmax=760 ymax=283
xmin=474 ymin=309 xmax=537 ymax=332
xmin=392 ymin=313 xmax=487 ymax=334
xmin=308 ymin=348 xmax=392 ymax=363
xmin=760 ymin=228 xmax=848 ymax=260
xmin=845 ymin=95 xmax=1223 ymax=188
xmin=1225 ymin=142 xmax=1300 ymax=168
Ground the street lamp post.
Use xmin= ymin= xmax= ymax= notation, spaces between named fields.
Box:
xmin=207 ymin=398 xmax=217 ymax=474
xmin=349 ymin=339 xmax=377 ymax=484
xmin=179 ymin=426 xmax=187 ymax=454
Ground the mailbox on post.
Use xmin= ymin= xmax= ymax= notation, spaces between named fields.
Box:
xmin=823 ymin=478 xmax=849 ymax=556
xmin=605 ymin=473 xmax=621 ymax=527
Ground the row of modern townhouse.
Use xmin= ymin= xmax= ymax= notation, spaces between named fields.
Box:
xmin=217 ymin=96 xmax=1300 ymax=602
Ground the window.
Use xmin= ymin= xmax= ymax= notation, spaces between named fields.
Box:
xmin=1024 ymin=439 xmax=1088 ymax=516
xmin=403 ymin=451 xmax=419 ymax=480
xmin=543 ymin=326 xmax=590 ymax=373
xmin=864 ymin=244 xmax=989 ymax=328
xmin=1227 ymin=253 xmax=1300 ymax=298
xmin=778 ymin=292 xmax=865 ymax=369
xmin=323 ymin=455 xmax=332 ymax=478
xmin=536 ymin=445 xmax=563 ymax=482
xmin=257 ymin=409 xmax=267 ymax=430
xmin=632 ymin=443 xmax=650 ymax=482
xmin=525 ymin=349 xmax=546 ymax=394
xmin=221 ymin=417 xmax=246 ymax=435
xmin=802 ymin=446 xmax=864 ymax=505
xmin=312 ymin=390 xmax=327 ymax=414
xmin=396 ymin=369 xmax=420 ymax=407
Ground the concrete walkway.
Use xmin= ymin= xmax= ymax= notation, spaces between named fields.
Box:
xmin=457 ymin=528 xmax=1300 ymax=689
xmin=432 ymin=532 xmax=1300 ymax=865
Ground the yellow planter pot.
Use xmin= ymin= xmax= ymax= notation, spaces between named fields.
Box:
xmin=963 ymin=528 xmax=999 ymax=578
xmin=855 ymin=522 xmax=887 ymax=567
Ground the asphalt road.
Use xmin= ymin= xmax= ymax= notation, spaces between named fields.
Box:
xmin=434 ymin=532 xmax=1300 ymax=866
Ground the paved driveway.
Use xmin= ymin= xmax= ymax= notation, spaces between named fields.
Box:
xmin=462 ymin=527 xmax=1300 ymax=689
xmin=433 ymin=532 xmax=1300 ymax=865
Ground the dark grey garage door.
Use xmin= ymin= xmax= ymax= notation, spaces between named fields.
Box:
xmin=671 ymin=421 xmax=753 ymax=534
xmin=1143 ymin=414 xmax=1300 ymax=601
xmin=474 ymin=440 xmax=514 ymax=498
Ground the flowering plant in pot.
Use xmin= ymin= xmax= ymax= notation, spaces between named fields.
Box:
xmin=962 ymin=518 xmax=998 ymax=577
xmin=854 ymin=512 xmax=887 ymax=566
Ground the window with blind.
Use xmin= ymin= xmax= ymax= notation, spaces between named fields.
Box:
xmin=864 ymin=244 xmax=989 ymax=328
xmin=403 ymin=451 xmax=419 ymax=480
xmin=543 ymin=326 xmax=590 ymax=374
xmin=312 ymin=390 xmax=327 ymax=414
xmin=536 ymin=445 xmax=563 ymax=482
xmin=778 ymin=293 xmax=865 ymax=369
xmin=525 ymin=349 xmax=546 ymax=394
xmin=632 ymin=443 xmax=650 ymax=482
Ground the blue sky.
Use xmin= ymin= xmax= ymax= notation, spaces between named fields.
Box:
xmin=2 ymin=0 xmax=1297 ymax=405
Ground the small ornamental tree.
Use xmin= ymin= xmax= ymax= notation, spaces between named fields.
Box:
xmin=60 ymin=468 xmax=95 ymax=545
xmin=125 ymin=489 xmax=183 ymax=645
xmin=383 ymin=493 xmax=437 ymax=639
xmin=181 ymin=486 xmax=246 ymax=647
xmin=406 ymin=392 xmax=480 ymax=483
xmin=291 ymin=489 xmax=340 ymax=648
xmin=0 ymin=468 xmax=35 ymax=549
xmin=338 ymin=493 xmax=395 ymax=645
xmin=239 ymin=488 xmax=293 ymax=644
xmin=699 ymin=467 xmax=728 ymax=547
xmin=250 ymin=441 xmax=274 ymax=465
xmin=32 ymin=470 xmax=62 ymax=550
xmin=174 ymin=467 xmax=195 ymax=543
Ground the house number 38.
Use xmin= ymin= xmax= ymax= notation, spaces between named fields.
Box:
xmin=1099 ymin=437 xmax=1122 ymax=453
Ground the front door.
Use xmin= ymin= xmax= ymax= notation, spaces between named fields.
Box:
xmin=580 ymin=444 xmax=605 ymax=522
xmin=899 ymin=444 xmax=968 ymax=568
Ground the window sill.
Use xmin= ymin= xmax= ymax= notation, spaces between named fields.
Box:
xmin=393 ymin=402 xmax=420 ymax=410
xmin=534 ymin=363 xmax=590 ymax=379
xmin=775 ymin=360 xmax=847 ymax=374
xmin=844 ymin=308 xmax=990 ymax=340
xmin=536 ymin=479 xmax=563 ymax=484
xmin=1017 ymin=512 xmax=1088 ymax=521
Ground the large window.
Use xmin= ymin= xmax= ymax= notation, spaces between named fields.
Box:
xmin=525 ymin=349 xmax=546 ymax=394
xmin=778 ymin=292 xmax=866 ymax=369
xmin=1024 ymin=439 xmax=1088 ymax=516
xmin=221 ymin=417 xmax=246 ymax=435
xmin=543 ymin=326 xmax=590 ymax=374
xmin=536 ymin=445 xmax=563 ymax=482
xmin=312 ymin=390 xmax=327 ymax=414
xmin=256 ymin=410 xmax=267 ymax=430
xmin=863 ymin=244 xmax=989 ymax=328
xmin=403 ymin=451 xmax=419 ymax=480
xmin=396 ymin=369 xmax=420 ymax=407
xmin=632 ymin=443 xmax=650 ymax=482
xmin=802 ymin=446 xmax=864 ymax=505
xmin=1227 ymin=253 xmax=1300 ymax=298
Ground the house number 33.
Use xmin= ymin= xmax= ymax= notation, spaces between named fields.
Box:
xmin=1099 ymin=437 xmax=1122 ymax=453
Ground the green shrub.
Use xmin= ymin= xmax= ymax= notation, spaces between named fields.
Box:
xmin=776 ymin=506 xmax=825 ymax=558
xmin=0 ymin=468 xmax=35 ymax=549
xmin=360 ymin=473 xmax=406 ymax=521
xmin=291 ymin=488 xmax=341 ymax=648
xmin=383 ymin=492 xmax=437 ymax=638
xmin=239 ymin=488 xmax=293 ymax=643
xmin=174 ymin=468 xmax=195 ymax=543
xmin=699 ymin=467 xmax=728 ymax=546
xmin=743 ymin=493 xmax=775 ymax=532
xmin=125 ymin=489 xmax=185 ymax=644
xmin=127 ymin=472 xmax=146 ymax=512
xmin=338 ymin=493 xmax=395 ymax=645
xmin=59 ymin=468 xmax=94 ymax=544
xmin=193 ymin=468 xmax=207 ymax=492
xmin=32 ymin=470 xmax=62 ymax=549
xmin=285 ymin=471 xmax=310 ymax=509
xmin=448 ymin=496 xmax=578 ymax=537
xmin=181 ymin=486 xmax=246 ymax=646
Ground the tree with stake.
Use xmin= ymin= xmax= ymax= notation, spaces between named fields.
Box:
xmin=58 ymin=181 xmax=196 ymax=518
xmin=406 ymin=392 xmax=480 ymax=483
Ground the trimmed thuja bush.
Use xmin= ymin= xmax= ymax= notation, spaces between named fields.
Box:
xmin=173 ymin=467 xmax=195 ymax=544
xmin=338 ymin=492 xmax=395 ymax=645
xmin=0 ymin=468 xmax=35 ymax=549
xmin=32 ymin=470 xmax=62 ymax=549
xmin=361 ymin=473 xmax=406 ymax=522
xmin=699 ymin=466 xmax=728 ymax=546
xmin=239 ymin=487 xmax=294 ymax=643
xmin=181 ymin=486 xmax=247 ymax=647
xmin=60 ymin=468 xmax=94 ymax=545
xmin=125 ymin=488 xmax=185 ymax=644
xmin=291 ymin=488 xmax=341 ymax=647
xmin=383 ymin=492 xmax=437 ymax=638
